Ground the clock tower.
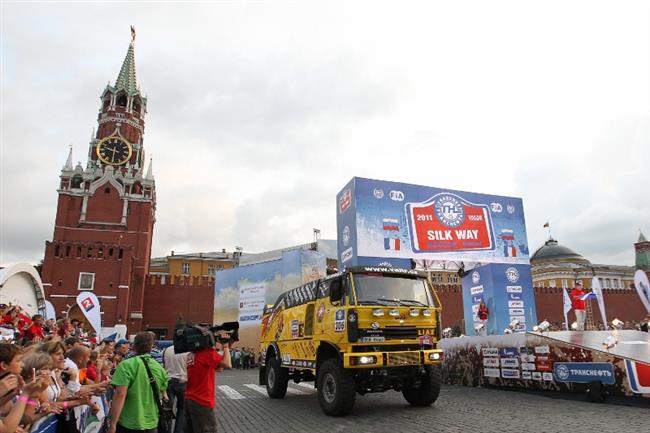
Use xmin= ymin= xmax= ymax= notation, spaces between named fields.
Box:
xmin=41 ymin=31 xmax=155 ymax=333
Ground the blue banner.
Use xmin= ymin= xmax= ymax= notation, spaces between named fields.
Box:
xmin=336 ymin=177 xmax=529 ymax=267
xmin=554 ymin=362 xmax=616 ymax=384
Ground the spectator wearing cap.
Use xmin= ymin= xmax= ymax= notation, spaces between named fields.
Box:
xmin=570 ymin=281 xmax=586 ymax=331
xmin=116 ymin=339 xmax=131 ymax=357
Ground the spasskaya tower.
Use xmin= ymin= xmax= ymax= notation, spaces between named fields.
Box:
xmin=41 ymin=29 xmax=155 ymax=333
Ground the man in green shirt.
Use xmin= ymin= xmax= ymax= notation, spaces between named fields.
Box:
xmin=108 ymin=332 xmax=169 ymax=433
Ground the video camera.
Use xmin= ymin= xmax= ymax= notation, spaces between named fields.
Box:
xmin=173 ymin=321 xmax=239 ymax=354
xmin=210 ymin=321 xmax=239 ymax=344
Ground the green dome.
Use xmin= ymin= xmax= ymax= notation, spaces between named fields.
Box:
xmin=530 ymin=238 xmax=590 ymax=264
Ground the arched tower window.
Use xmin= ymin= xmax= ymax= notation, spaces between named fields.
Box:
xmin=132 ymin=96 xmax=142 ymax=114
xmin=103 ymin=96 xmax=111 ymax=110
xmin=71 ymin=174 xmax=83 ymax=188
xmin=116 ymin=91 xmax=128 ymax=107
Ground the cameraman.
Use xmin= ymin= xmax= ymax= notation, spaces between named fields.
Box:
xmin=185 ymin=332 xmax=231 ymax=433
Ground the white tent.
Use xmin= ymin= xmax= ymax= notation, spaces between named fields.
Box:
xmin=0 ymin=263 xmax=46 ymax=316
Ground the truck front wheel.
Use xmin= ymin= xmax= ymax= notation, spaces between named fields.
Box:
xmin=317 ymin=359 xmax=356 ymax=416
xmin=402 ymin=365 xmax=442 ymax=406
xmin=266 ymin=357 xmax=289 ymax=398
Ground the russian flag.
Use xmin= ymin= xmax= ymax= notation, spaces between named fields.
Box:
xmin=579 ymin=293 xmax=597 ymax=301
xmin=625 ymin=360 xmax=650 ymax=393
xmin=500 ymin=229 xmax=515 ymax=241
xmin=383 ymin=218 xmax=400 ymax=250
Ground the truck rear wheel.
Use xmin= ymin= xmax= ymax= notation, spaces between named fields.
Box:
xmin=266 ymin=357 xmax=288 ymax=398
xmin=317 ymin=359 xmax=356 ymax=416
xmin=402 ymin=365 xmax=441 ymax=406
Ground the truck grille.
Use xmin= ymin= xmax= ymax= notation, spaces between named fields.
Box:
xmin=386 ymin=351 xmax=421 ymax=366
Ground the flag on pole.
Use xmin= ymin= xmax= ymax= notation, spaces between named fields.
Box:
xmin=591 ymin=277 xmax=608 ymax=330
xmin=579 ymin=292 xmax=597 ymax=301
xmin=543 ymin=222 xmax=550 ymax=228
xmin=562 ymin=288 xmax=572 ymax=330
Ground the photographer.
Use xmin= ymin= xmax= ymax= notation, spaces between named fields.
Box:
xmin=184 ymin=332 xmax=231 ymax=433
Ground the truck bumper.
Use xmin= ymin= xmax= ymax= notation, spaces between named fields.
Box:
xmin=343 ymin=349 xmax=443 ymax=369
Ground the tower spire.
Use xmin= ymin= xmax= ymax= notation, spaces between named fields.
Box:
xmin=63 ymin=144 xmax=73 ymax=171
xmin=145 ymin=157 xmax=154 ymax=180
xmin=115 ymin=28 xmax=139 ymax=95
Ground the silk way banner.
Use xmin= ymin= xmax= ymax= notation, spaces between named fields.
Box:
xmin=75 ymin=292 xmax=101 ymax=338
xmin=337 ymin=177 xmax=530 ymax=267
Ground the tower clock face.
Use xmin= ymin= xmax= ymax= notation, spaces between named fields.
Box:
xmin=96 ymin=136 xmax=133 ymax=165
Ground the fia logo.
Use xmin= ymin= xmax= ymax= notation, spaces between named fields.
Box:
xmin=505 ymin=267 xmax=520 ymax=283
xmin=342 ymin=226 xmax=350 ymax=247
xmin=373 ymin=188 xmax=384 ymax=199
xmin=434 ymin=194 xmax=465 ymax=228
xmin=389 ymin=190 xmax=404 ymax=201
xmin=471 ymin=271 xmax=481 ymax=285
xmin=507 ymin=204 xmax=515 ymax=214
xmin=490 ymin=203 xmax=503 ymax=213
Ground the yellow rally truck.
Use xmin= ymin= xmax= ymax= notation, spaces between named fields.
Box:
xmin=259 ymin=266 xmax=443 ymax=416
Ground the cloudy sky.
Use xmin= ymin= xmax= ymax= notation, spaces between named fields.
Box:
xmin=1 ymin=1 xmax=648 ymax=267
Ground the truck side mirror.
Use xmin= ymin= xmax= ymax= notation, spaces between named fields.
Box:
xmin=330 ymin=279 xmax=342 ymax=303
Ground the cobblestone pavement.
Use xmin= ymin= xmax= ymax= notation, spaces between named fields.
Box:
xmin=214 ymin=369 xmax=648 ymax=433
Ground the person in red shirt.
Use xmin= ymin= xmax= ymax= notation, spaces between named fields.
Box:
xmin=570 ymin=281 xmax=586 ymax=330
xmin=26 ymin=314 xmax=45 ymax=342
xmin=477 ymin=301 xmax=489 ymax=336
xmin=185 ymin=330 xmax=231 ymax=433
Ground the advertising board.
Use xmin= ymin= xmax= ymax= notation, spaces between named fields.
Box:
xmin=336 ymin=177 xmax=529 ymax=267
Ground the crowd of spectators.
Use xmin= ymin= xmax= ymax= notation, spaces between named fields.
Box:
xmin=0 ymin=304 xmax=136 ymax=433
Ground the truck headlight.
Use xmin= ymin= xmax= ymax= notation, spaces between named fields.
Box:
xmin=422 ymin=310 xmax=432 ymax=317
xmin=372 ymin=309 xmax=384 ymax=317
xmin=359 ymin=356 xmax=377 ymax=364
xmin=409 ymin=309 xmax=420 ymax=317
xmin=389 ymin=309 xmax=400 ymax=317
xmin=428 ymin=352 xmax=442 ymax=361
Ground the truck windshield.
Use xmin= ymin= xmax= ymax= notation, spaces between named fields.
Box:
xmin=352 ymin=274 xmax=436 ymax=307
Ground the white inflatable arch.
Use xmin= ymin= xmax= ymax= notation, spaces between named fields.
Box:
xmin=0 ymin=263 xmax=46 ymax=316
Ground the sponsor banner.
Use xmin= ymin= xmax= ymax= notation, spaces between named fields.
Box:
xmin=501 ymin=369 xmax=520 ymax=379
xmin=337 ymin=178 xmax=529 ymax=265
xmin=522 ymin=371 xmax=532 ymax=380
xmin=554 ymin=362 xmax=615 ymax=384
xmin=483 ymin=358 xmax=500 ymax=367
xmin=341 ymin=247 xmax=353 ymax=263
xmin=508 ymin=300 xmax=524 ymax=308
xmin=239 ymin=283 xmax=266 ymax=300
xmin=506 ymin=286 xmax=523 ymax=293
xmin=543 ymin=372 xmax=554 ymax=382
xmin=471 ymin=286 xmax=484 ymax=295
xmin=520 ymin=354 xmax=536 ymax=363
xmin=521 ymin=362 xmax=536 ymax=371
xmin=519 ymin=347 xmax=534 ymax=355
xmin=535 ymin=355 xmax=551 ymax=362
xmin=76 ymin=292 xmax=101 ymax=336
xmin=500 ymin=358 xmax=519 ymax=368
xmin=484 ymin=368 xmax=501 ymax=378
xmin=508 ymin=293 xmax=522 ymax=300
xmin=536 ymin=363 xmax=553 ymax=372
xmin=532 ymin=372 xmax=543 ymax=381
xmin=534 ymin=345 xmax=550 ymax=354
xmin=482 ymin=348 xmax=499 ymax=357
xmin=239 ymin=298 xmax=266 ymax=312
xmin=499 ymin=347 xmax=519 ymax=357
xmin=625 ymin=359 xmax=650 ymax=393
xmin=509 ymin=308 xmax=525 ymax=316
xmin=238 ymin=313 xmax=262 ymax=322
xmin=509 ymin=316 xmax=526 ymax=323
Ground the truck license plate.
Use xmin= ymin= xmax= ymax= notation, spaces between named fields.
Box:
xmin=360 ymin=336 xmax=385 ymax=343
